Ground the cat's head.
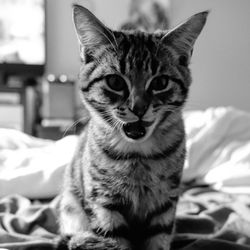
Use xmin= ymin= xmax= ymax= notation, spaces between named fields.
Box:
xmin=73 ymin=5 xmax=208 ymax=142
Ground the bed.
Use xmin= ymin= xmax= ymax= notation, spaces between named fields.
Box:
xmin=0 ymin=107 xmax=250 ymax=250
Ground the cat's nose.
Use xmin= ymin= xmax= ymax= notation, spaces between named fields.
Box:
xmin=130 ymin=97 xmax=149 ymax=118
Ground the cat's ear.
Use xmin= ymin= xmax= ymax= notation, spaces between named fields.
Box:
xmin=161 ymin=11 xmax=209 ymax=66
xmin=72 ymin=5 xmax=117 ymax=61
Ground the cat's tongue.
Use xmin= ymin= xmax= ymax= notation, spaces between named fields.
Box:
xmin=123 ymin=122 xmax=146 ymax=140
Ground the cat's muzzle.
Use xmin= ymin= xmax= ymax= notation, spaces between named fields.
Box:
xmin=123 ymin=121 xmax=153 ymax=140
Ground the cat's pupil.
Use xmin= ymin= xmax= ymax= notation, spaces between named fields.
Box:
xmin=150 ymin=76 xmax=169 ymax=91
xmin=106 ymin=75 xmax=126 ymax=91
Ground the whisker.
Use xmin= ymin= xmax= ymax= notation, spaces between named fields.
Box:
xmin=62 ymin=117 xmax=88 ymax=138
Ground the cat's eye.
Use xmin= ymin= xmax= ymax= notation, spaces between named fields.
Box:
xmin=149 ymin=75 xmax=169 ymax=92
xmin=106 ymin=74 xmax=126 ymax=92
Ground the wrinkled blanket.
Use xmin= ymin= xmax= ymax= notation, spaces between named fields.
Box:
xmin=0 ymin=188 xmax=250 ymax=250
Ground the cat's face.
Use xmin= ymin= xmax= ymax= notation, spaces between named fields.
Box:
xmin=73 ymin=5 xmax=208 ymax=142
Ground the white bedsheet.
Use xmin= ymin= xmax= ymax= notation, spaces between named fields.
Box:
xmin=0 ymin=130 xmax=78 ymax=198
xmin=184 ymin=107 xmax=250 ymax=193
xmin=0 ymin=106 xmax=250 ymax=198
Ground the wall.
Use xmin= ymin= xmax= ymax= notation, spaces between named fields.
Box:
xmin=45 ymin=0 xmax=130 ymax=77
xmin=46 ymin=0 xmax=250 ymax=111
xmin=170 ymin=0 xmax=250 ymax=111
xmin=46 ymin=0 xmax=79 ymax=77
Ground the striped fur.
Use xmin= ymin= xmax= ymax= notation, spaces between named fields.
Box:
xmin=58 ymin=5 xmax=208 ymax=250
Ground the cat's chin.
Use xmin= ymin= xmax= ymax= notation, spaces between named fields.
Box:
xmin=121 ymin=121 xmax=155 ymax=143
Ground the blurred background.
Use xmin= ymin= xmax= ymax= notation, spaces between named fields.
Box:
xmin=0 ymin=0 xmax=250 ymax=139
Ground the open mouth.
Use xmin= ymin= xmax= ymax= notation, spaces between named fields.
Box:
xmin=122 ymin=121 xmax=154 ymax=140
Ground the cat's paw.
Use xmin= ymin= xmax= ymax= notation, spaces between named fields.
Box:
xmin=68 ymin=232 xmax=125 ymax=250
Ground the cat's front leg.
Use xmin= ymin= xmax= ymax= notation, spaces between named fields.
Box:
xmin=86 ymin=202 xmax=132 ymax=250
xmin=59 ymin=191 xmax=129 ymax=250
xmin=67 ymin=232 xmax=129 ymax=250
xmin=144 ymin=234 xmax=173 ymax=250
xmin=59 ymin=190 xmax=90 ymax=235
xmin=143 ymin=198 xmax=177 ymax=250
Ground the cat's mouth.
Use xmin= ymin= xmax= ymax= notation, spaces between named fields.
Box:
xmin=122 ymin=121 xmax=154 ymax=140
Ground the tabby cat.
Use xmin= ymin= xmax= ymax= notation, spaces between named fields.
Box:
xmin=57 ymin=5 xmax=208 ymax=250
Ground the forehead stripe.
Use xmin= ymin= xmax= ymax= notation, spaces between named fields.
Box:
xmin=118 ymin=35 xmax=131 ymax=74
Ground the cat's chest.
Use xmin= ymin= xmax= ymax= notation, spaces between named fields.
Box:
xmin=114 ymin=160 xmax=170 ymax=214
xmin=84 ymin=144 xmax=179 ymax=215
